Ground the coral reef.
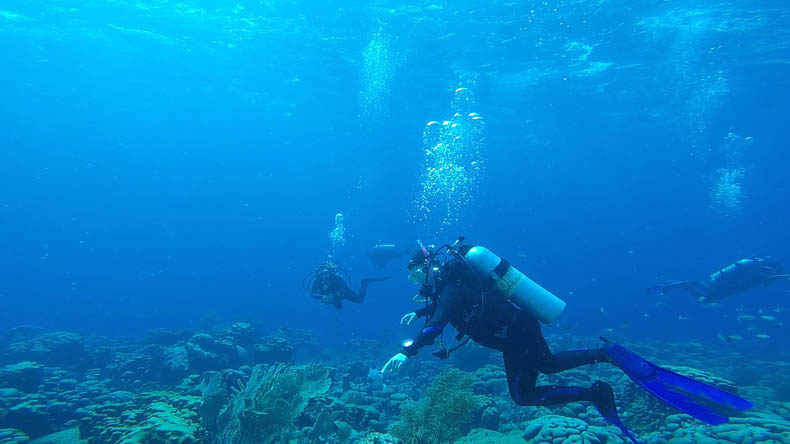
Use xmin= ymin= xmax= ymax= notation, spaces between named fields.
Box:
xmin=639 ymin=412 xmax=790 ymax=443
xmin=0 ymin=325 xmax=787 ymax=443
xmin=78 ymin=391 xmax=206 ymax=443
xmin=522 ymin=414 xmax=625 ymax=443
xmin=0 ymin=428 xmax=29 ymax=443
xmin=2 ymin=332 xmax=86 ymax=367
xmin=388 ymin=367 xmax=484 ymax=443
xmin=456 ymin=428 xmax=526 ymax=443
xmin=254 ymin=336 xmax=294 ymax=364
xmin=207 ymin=363 xmax=331 ymax=443
xmin=0 ymin=362 xmax=44 ymax=392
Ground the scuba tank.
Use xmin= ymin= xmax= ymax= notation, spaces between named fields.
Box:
xmin=710 ymin=259 xmax=753 ymax=282
xmin=461 ymin=244 xmax=566 ymax=324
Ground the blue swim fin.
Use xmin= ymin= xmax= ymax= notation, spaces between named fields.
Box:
xmin=604 ymin=340 xmax=753 ymax=425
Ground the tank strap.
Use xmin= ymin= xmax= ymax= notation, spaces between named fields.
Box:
xmin=480 ymin=258 xmax=508 ymax=289
xmin=492 ymin=258 xmax=510 ymax=278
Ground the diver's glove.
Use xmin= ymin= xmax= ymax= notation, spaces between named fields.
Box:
xmin=380 ymin=353 xmax=407 ymax=374
xmin=400 ymin=312 xmax=417 ymax=325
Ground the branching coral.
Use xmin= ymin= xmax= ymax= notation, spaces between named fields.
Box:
xmin=388 ymin=367 xmax=484 ymax=444
xmin=212 ymin=363 xmax=330 ymax=444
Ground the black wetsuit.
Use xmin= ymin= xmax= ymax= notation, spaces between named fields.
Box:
xmin=311 ymin=268 xmax=388 ymax=309
xmin=402 ymin=257 xmax=611 ymax=407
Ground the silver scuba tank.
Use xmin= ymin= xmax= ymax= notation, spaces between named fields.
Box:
xmin=710 ymin=259 xmax=753 ymax=282
xmin=462 ymin=245 xmax=566 ymax=324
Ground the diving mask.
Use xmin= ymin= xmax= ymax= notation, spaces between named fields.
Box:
xmin=407 ymin=265 xmax=426 ymax=285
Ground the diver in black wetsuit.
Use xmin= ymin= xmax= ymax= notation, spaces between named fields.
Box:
xmin=647 ymin=257 xmax=788 ymax=302
xmin=305 ymin=262 xmax=390 ymax=309
xmin=379 ymin=240 xmax=753 ymax=443
xmin=381 ymin=245 xmax=617 ymax=416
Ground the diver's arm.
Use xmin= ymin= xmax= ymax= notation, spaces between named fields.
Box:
xmin=400 ymin=306 xmax=433 ymax=326
xmin=381 ymin=286 xmax=457 ymax=374
xmin=401 ymin=283 xmax=458 ymax=357
xmin=380 ymin=281 xmax=460 ymax=374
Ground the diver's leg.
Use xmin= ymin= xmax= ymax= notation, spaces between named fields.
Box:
xmin=538 ymin=349 xmax=611 ymax=373
xmin=516 ymin=316 xmax=610 ymax=374
xmin=646 ymin=280 xmax=695 ymax=295
xmin=504 ymin=347 xmax=637 ymax=443
xmin=504 ymin=348 xmax=606 ymax=406
xmin=504 ymin=321 xmax=603 ymax=406
xmin=352 ymin=276 xmax=391 ymax=303
xmin=341 ymin=287 xmax=364 ymax=304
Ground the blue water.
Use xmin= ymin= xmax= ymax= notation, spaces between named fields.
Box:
xmin=1 ymin=0 xmax=789 ymax=352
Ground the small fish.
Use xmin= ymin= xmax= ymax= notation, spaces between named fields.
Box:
xmin=773 ymin=307 xmax=786 ymax=313
xmin=600 ymin=307 xmax=605 ymax=314
xmin=760 ymin=315 xmax=777 ymax=322
xmin=737 ymin=315 xmax=756 ymax=322
xmin=756 ymin=334 xmax=770 ymax=339
xmin=678 ymin=315 xmax=688 ymax=321
xmin=717 ymin=333 xmax=743 ymax=343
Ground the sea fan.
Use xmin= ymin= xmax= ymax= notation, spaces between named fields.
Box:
xmin=389 ymin=367 xmax=485 ymax=444
xmin=209 ymin=363 xmax=331 ymax=444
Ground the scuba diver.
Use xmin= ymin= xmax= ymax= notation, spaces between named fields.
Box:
xmin=380 ymin=237 xmax=752 ymax=443
xmin=304 ymin=261 xmax=390 ymax=309
xmin=648 ymin=257 xmax=788 ymax=302
xmin=367 ymin=243 xmax=411 ymax=268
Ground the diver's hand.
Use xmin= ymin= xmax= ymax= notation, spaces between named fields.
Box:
xmin=380 ymin=353 xmax=407 ymax=374
xmin=400 ymin=312 xmax=417 ymax=325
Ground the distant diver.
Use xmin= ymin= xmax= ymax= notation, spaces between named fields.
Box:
xmin=304 ymin=261 xmax=390 ymax=309
xmin=380 ymin=237 xmax=752 ymax=443
xmin=366 ymin=243 xmax=410 ymax=268
xmin=647 ymin=257 xmax=789 ymax=302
